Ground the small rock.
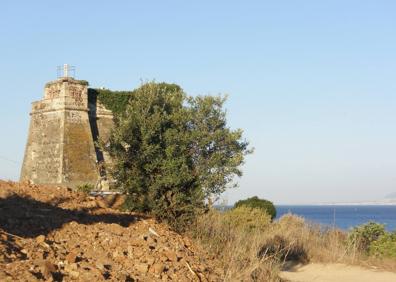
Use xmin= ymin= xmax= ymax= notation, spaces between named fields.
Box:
xmin=35 ymin=235 xmax=45 ymax=244
xmin=111 ymin=195 xmax=126 ymax=209
xmin=20 ymin=249 xmax=28 ymax=255
xmin=159 ymin=254 xmax=168 ymax=262
xmin=95 ymin=262 xmax=104 ymax=271
xmin=146 ymin=257 xmax=155 ymax=266
xmin=66 ymin=251 xmax=78 ymax=263
xmin=127 ymin=245 xmax=134 ymax=258
xmin=134 ymin=249 xmax=144 ymax=258
xmin=96 ymin=198 xmax=108 ymax=208
xmin=112 ymin=250 xmax=119 ymax=258
xmin=64 ymin=263 xmax=78 ymax=272
xmin=41 ymin=261 xmax=56 ymax=279
xmin=176 ymin=250 xmax=184 ymax=260
xmin=69 ymin=270 xmax=80 ymax=280
xmin=163 ymin=250 xmax=177 ymax=262
xmin=130 ymin=238 xmax=142 ymax=247
xmin=151 ymin=262 xmax=165 ymax=274
xmin=0 ymin=189 xmax=10 ymax=199
xmin=135 ymin=263 xmax=149 ymax=273
xmin=149 ymin=227 xmax=160 ymax=237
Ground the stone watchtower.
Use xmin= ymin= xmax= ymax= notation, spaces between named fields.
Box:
xmin=20 ymin=65 xmax=113 ymax=188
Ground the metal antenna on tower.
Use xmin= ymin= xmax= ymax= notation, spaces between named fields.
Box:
xmin=57 ymin=64 xmax=76 ymax=78
xmin=63 ymin=64 xmax=69 ymax=77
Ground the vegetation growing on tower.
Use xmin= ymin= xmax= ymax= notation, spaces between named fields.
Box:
xmin=88 ymin=83 xmax=182 ymax=116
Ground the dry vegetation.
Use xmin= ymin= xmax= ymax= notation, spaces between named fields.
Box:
xmin=190 ymin=207 xmax=396 ymax=281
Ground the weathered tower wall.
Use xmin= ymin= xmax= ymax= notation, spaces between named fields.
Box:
xmin=20 ymin=77 xmax=113 ymax=188
xmin=87 ymin=91 xmax=114 ymax=166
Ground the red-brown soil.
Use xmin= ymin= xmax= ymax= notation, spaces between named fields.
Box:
xmin=0 ymin=180 xmax=222 ymax=281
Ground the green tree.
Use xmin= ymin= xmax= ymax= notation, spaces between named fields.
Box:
xmin=105 ymin=82 xmax=251 ymax=230
xmin=234 ymin=196 xmax=277 ymax=220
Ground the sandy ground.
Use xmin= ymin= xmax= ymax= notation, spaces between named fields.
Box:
xmin=280 ymin=263 xmax=396 ymax=282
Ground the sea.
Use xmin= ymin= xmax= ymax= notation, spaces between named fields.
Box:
xmin=276 ymin=205 xmax=396 ymax=231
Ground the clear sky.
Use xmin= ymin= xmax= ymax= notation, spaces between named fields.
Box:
xmin=1 ymin=1 xmax=395 ymax=204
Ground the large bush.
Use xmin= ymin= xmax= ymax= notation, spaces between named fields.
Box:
xmin=347 ymin=222 xmax=396 ymax=258
xmin=105 ymin=82 xmax=251 ymax=231
xmin=369 ymin=232 xmax=396 ymax=258
xmin=347 ymin=222 xmax=386 ymax=253
xmin=234 ymin=196 xmax=276 ymax=219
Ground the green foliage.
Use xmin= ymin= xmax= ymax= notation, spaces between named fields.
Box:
xmin=89 ymin=83 xmax=181 ymax=116
xmin=348 ymin=222 xmax=396 ymax=258
xmin=234 ymin=196 xmax=277 ymax=220
xmin=369 ymin=232 xmax=396 ymax=258
xmin=76 ymin=183 xmax=94 ymax=194
xmin=88 ymin=88 xmax=133 ymax=115
xmin=348 ymin=222 xmax=386 ymax=253
xmin=106 ymin=82 xmax=251 ymax=231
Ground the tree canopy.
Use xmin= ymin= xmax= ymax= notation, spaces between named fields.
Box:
xmin=104 ymin=82 xmax=251 ymax=230
xmin=234 ymin=196 xmax=277 ymax=220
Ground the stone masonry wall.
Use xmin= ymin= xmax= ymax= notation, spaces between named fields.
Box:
xmin=20 ymin=107 xmax=63 ymax=183
xmin=21 ymin=78 xmax=114 ymax=188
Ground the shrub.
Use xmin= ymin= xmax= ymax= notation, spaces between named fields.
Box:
xmin=234 ymin=196 xmax=276 ymax=219
xmin=348 ymin=222 xmax=386 ymax=253
xmin=105 ymin=82 xmax=251 ymax=231
xmin=76 ymin=183 xmax=94 ymax=194
xmin=369 ymin=232 xmax=396 ymax=258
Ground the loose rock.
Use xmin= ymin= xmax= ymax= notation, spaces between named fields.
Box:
xmin=0 ymin=180 xmax=223 ymax=281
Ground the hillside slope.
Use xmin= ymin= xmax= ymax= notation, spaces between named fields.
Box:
xmin=0 ymin=180 xmax=222 ymax=281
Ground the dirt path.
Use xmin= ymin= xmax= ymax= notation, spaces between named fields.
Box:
xmin=280 ymin=263 xmax=396 ymax=282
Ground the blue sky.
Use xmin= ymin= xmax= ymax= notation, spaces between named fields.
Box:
xmin=1 ymin=1 xmax=395 ymax=204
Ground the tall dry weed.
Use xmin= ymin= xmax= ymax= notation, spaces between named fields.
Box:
xmin=190 ymin=209 xmax=388 ymax=281
xmin=191 ymin=207 xmax=283 ymax=281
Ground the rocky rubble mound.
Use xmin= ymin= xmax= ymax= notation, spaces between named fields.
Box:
xmin=0 ymin=180 xmax=222 ymax=281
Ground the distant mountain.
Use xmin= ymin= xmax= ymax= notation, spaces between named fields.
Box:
xmin=316 ymin=195 xmax=396 ymax=206
xmin=385 ymin=192 xmax=396 ymax=199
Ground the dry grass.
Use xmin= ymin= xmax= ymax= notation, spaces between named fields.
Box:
xmin=190 ymin=207 xmax=282 ymax=281
xmin=189 ymin=208 xmax=396 ymax=281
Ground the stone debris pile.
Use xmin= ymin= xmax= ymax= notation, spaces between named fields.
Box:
xmin=0 ymin=180 xmax=222 ymax=281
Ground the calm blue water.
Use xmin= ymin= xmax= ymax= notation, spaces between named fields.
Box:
xmin=276 ymin=205 xmax=396 ymax=231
